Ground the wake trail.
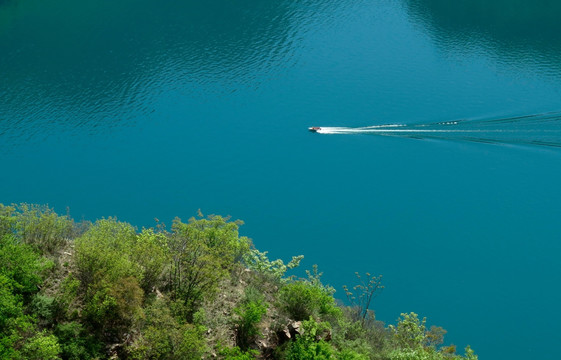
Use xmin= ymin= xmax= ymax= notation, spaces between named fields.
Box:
xmin=313 ymin=111 xmax=561 ymax=148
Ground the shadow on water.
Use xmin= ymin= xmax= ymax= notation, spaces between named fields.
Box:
xmin=0 ymin=0 xmax=317 ymax=137
xmin=404 ymin=0 xmax=561 ymax=76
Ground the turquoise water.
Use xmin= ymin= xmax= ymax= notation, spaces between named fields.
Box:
xmin=2 ymin=0 xmax=561 ymax=357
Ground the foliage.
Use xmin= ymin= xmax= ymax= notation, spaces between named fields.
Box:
xmin=31 ymin=294 xmax=56 ymax=327
xmin=0 ymin=203 xmax=73 ymax=255
xmin=75 ymin=219 xmax=147 ymax=341
xmin=243 ymin=249 xmax=303 ymax=283
xmin=20 ymin=330 xmax=61 ymax=360
xmin=425 ymin=326 xmax=446 ymax=348
xmin=0 ymin=234 xmax=49 ymax=359
xmin=166 ymin=214 xmax=252 ymax=317
xmin=133 ymin=228 xmax=169 ymax=293
xmin=0 ymin=205 xmax=478 ymax=360
xmin=388 ymin=313 xmax=477 ymax=360
xmin=128 ymin=297 xmax=206 ymax=360
xmin=281 ymin=319 xmax=337 ymax=360
xmin=279 ymin=280 xmax=341 ymax=321
xmin=217 ymin=345 xmax=259 ymax=360
xmin=74 ymin=218 xmax=140 ymax=290
xmin=52 ymin=274 xmax=81 ymax=321
xmin=343 ymin=272 xmax=383 ymax=325
xmin=83 ymin=276 xmax=144 ymax=340
xmin=0 ymin=234 xmax=44 ymax=297
xmin=389 ymin=313 xmax=427 ymax=349
xmin=233 ymin=287 xmax=268 ymax=350
xmin=331 ymin=311 xmax=387 ymax=360
xmin=0 ymin=204 xmax=15 ymax=238
xmin=54 ymin=322 xmax=102 ymax=360
xmin=464 ymin=346 xmax=477 ymax=360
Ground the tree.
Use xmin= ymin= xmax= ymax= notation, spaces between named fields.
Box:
xmin=74 ymin=219 xmax=145 ymax=341
xmin=21 ymin=330 xmax=61 ymax=360
xmin=278 ymin=280 xmax=341 ymax=321
xmin=3 ymin=203 xmax=73 ymax=256
xmin=166 ymin=214 xmax=251 ymax=317
xmin=128 ymin=297 xmax=206 ymax=360
xmin=389 ymin=313 xmax=427 ymax=350
xmin=74 ymin=218 xmax=140 ymax=289
xmin=0 ymin=235 xmax=53 ymax=359
xmin=132 ymin=228 xmax=169 ymax=293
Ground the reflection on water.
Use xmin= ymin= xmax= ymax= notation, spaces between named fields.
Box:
xmin=405 ymin=0 xmax=561 ymax=76
xmin=0 ymin=0 xmax=305 ymax=138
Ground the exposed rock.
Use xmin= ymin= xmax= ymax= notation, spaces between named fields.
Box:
xmin=288 ymin=321 xmax=302 ymax=338
xmin=278 ymin=327 xmax=291 ymax=342
xmin=257 ymin=339 xmax=269 ymax=350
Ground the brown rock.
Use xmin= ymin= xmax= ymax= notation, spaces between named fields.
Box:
xmin=288 ymin=321 xmax=302 ymax=338
xmin=278 ymin=327 xmax=291 ymax=342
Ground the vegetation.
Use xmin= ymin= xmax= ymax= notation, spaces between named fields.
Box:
xmin=0 ymin=203 xmax=477 ymax=359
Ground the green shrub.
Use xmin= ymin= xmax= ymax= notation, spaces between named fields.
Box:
xmin=75 ymin=218 xmax=140 ymax=289
xmin=8 ymin=203 xmax=73 ymax=255
xmin=217 ymin=345 xmax=259 ymax=360
xmin=0 ymin=234 xmax=43 ymax=297
xmin=132 ymin=228 xmax=169 ymax=293
xmin=331 ymin=314 xmax=384 ymax=360
xmin=279 ymin=281 xmax=341 ymax=321
xmin=21 ymin=330 xmax=61 ymax=360
xmin=0 ymin=204 xmax=15 ymax=239
xmin=128 ymin=297 xmax=207 ymax=360
xmin=388 ymin=314 xmax=477 ymax=360
xmin=31 ymin=294 xmax=56 ymax=327
xmin=167 ymin=214 xmax=252 ymax=317
xmin=281 ymin=320 xmax=335 ymax=360
xmin=243 ymin=249 xmax=303 ymax=283
xmin=285 ymin=339 xmax=334 ymax=360
xmin=233 ymin=287 xmax=268 ymax=350
xmin=0 ymin=235 xmax=46 ymax=359
xmin=389 ymin=313 xmax=427 ymax=350
xmin=54 ymin=322 xmax=102 ymax=360
xmin=83 ymin=276 xmax=144 ymax=341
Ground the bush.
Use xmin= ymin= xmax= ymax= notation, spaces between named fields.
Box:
xmin=166 ymin=214 xmax=252 ymax=317
xmin=83 ymin=276 xmax=144 ymax=341
xmin=0 ymin=234 xmax=44 ymax=297
xmin=31 ymin=294 xmax=56 ymax=327
xmin=233 ymin=287 xmax=268 ymax=350
xmin=132 ymin=228 xmax=169 ymax=293
xmin=75 ymin=218 xmax=140 ymax=289
xmin=128 ymin=297 xmax=206 ymax=360
xmin=278 ymin=281 xmax=341 ymax=321
xmin=243 ymin=249 xmax=303 ymax=284
xmin=7 ymin=203 xmax=73 ymax=255
xmin=218 ymin=345 xmax=259 ymax=360
xmin=389 ymin=313 xmax=427 ymax=350
xmin=54 ymin=322 xmax=102 ymax=360
xmin=281 ymin=319 xmax=335 ymax=360
xmin=21 ymin=330 xmax=61 ymax=360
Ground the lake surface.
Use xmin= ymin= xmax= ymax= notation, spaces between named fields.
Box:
xmin=2 ymin=0 xmax=561 ymax=357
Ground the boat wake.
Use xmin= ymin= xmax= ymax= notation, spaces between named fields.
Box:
xmin=312 ymin=111 xmax=561 ymax=148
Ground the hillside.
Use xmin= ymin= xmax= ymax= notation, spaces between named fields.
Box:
xmin=0 ymin=203 xmax=477 ymax=360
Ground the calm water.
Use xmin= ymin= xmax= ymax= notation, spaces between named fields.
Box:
xmin=2 ymin=0 xmax=561 ymax=357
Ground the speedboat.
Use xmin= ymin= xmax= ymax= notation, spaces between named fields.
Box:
xmin=308 ymin=127 xmax=321 ymax=132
